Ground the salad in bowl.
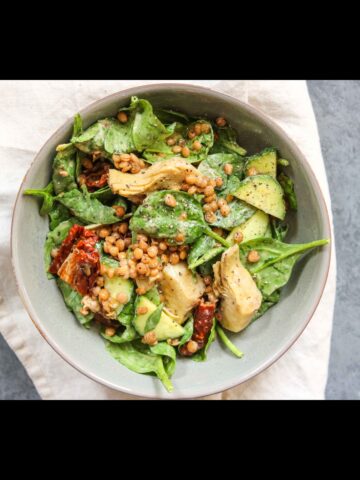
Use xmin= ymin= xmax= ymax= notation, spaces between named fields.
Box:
xmin=24 ymin=96 xmax=328 ymax=392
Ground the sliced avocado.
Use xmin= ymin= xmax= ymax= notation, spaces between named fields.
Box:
xmin=233 ymin=174 xmax=286 ymax=220
xmin=133 ymin=297 xmax=185 ymax=341
xmin=104 ymin=275 xmax=134 ymax=315
xmin=263 ymin=224 xmax=272 ymax=238
xmin=227 ymin=210 xmax=269 ymax=244
xmin=245 ymin=147 xmax=277 ymax=178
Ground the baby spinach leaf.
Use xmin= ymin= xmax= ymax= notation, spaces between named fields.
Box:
xmin=150 ymin=342 xmax=176 ymax=377
xmin=130 ymin=190 xmax=229 ymax=246
xmin=253 ymin=290 xmax=281 ymax=321
xmin=188 ymin=235 xmax=224 ymax=270
xmin=56 ymin=186 xmax=119 ymax=225
xmin=143 ymin=120 xmax=214 ymax=164
xmin=107 ymin=341 xmax=173 ymax=392
xmin=117 ymin=292 xmax=136 ymax=326
xmin=48 ymin=203 xmax=71 ymax=230
xmin=239 ymin=238 xmax=329 ymax=297
xmin=192 ymin=318 xmax=216 ymax=362
xmin=154 ymin=108 xmax=191 ymax=125
xmin=131 ymin=97 xmax=167 ymax=151
xmin=144 ymin=286 xmax=161 ymax=306
xmin=52 ymin=145 xmax=77 ymax=194
xmin=101 ymin=325 xmax=138 ymax=344
xmin=212 ymin=196 xmax=256 ymax=230
xmin=198 ymin=153 xmax=244 ymax=189
xmin=271 ymin=218 xmax=289 ymax=241
xmin=89 ymin=186 xmax=116 ymax=203
xmin=178 ymin=316 xmax=194 ymax=347
xmin=57 ymin=278 xmax=93 ymax=326
xmin=278 ymin=172 xmax=297 ymax=210
xmin=211 ymin=126 xmax=247 ymax=156
xmin=144 ymin=303 xmax=163 ymax=333
xmin=71 ymin=113 xmax=83 ymax=140
xmin=24 ymin=182 xmax=54 ymax=216
xmin=216 ymin=325 xmax=244 ymax=358
xmin=44 ymin=218 xmax=79 ymax=276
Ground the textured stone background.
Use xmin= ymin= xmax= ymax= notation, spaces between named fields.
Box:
xmin=1 ymin=80 xmax=358 ymax=400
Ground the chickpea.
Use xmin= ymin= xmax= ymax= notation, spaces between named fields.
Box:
xmin=204 ymin=194 xmax=216 ymax=203
xmin=204 ymin=185 xmax=215 ymax=196
xmin=181 ymin=182 xmax=190 ymax=191
xmin=147 ymin=246 xmax=158 ymax=258
xmin=96 ymin=276 xmax=104 ymax=287
xmin=185 ymin=174 xmax=197 ymax=185
xmin=166 ymin=137 xmax=176 ymax=146
xmin=209 ymin=178 xmax=217 ymax=187
xmin=105 ymin=327 xmax=116 ymax=337
xmin=188 ymin=130 xmax=196 ymax=139
xmin=187 ymin=186 xmax=197 ymax=195
xmin=107 ymin=268 xmax=115 ymax=279
xmin=129 ymin=269 xmax=137 ymax=279
xmin=233 ymin=231 xmax=244 ymax=243
xmin=124 ymin=237 xmax=132 ymax=247
xmin=137 ymin=306 xmax=148 ymax=315
xmin=142 ymin=331 xmax=158 ymax=346
xmin=175 ymin=233 xmax=184 ymax=243
xmin=247 ymin=167 xmax=258 ymax=176
xmin=169 ymin=253 xmax=180 ymax=265
xmin=100 ymin=264 xmax=107 ymax=276
xmin=116 ymin=239 xmax=125 ymax=251
xmin=210 ymin=201 xmax=218 ymax=212
xmin=179 ymin=250 xmax=187 ymax=260
xmin=139 ymin=159 xmax=146 ymax=168
xmin=109 ymin=298 xmax=119 ymax=310
xmin=192 ymin=140 xmax=202 ymax=151
xmin=118 ymin=223 xmax=128 ymax=235
xmin=178 ymin=139 xmax=186 ymax=147
xmin=161 ymin=254 xmax=169 ymax=264
xmin=99 ymin=228 xmax=111 ymax=238
xmin=136 ymin=262 xmax=147 ymax=275
xmin=80 ymin=306 xmax=89 ymax=316
xmin=150 ymin=268 xmax=159 ymax=277
xmin=130 ymin=153 xmax=139 ymax=162
xmin=203 ymin=275 xmax=212 ymax=286
xmin=141 ymin=254 xmax=150 ymax=265
xmin=81 ymin=158 xmax=93 ymax=169
xmin=217 ymin=198 xmax=227 ymax=208
xmin=92 ymin=286 xmax=101 ymax=297
xmin=148 ymin=258 xmax=159 ymax=269
xmin=215 ymin=117 xmax=227 ymax=127
xmin=137 ymin=234 xmax=148 ymax=242
xmin=164 ymin=193 xmax=177 ymax=208
xmin=117 ymin=292 xmax=129 ymax=304
xmin=110 ymin=246 xmax=119 ymax=257
xmin=168 ymin=246 xmax=177 ymax=252
xmin=99 ymin=289 xmax=110 ymax=302
xmin=247 ymin=250 xmax=260 ymax=263
xmin=203 ymin=203 xmax=211 ymax=212
xmin=117 ymin=111 xmax=128 ymax=123
xmin=181 ymin=146 xmax=190 ymax=158
xmin=136 ymin=287 xmax=147 ymax=295
xmin=116 ymin=266 xmax=129 ymax=277
xmin=187 ymin=340 xmax=199 ymax=353
xmin=51 ymin=247 xmax=59 ymax=258
xmin=201 ymin=123 xmax=211 ymax=133
xmin=194 ymin=123 xmax=202 ymax=135
xmin=131 ymin=165 xmax=141 ymax=174
xmin=133 ymin=248 xmax=144 ymax=260
xmin=195 ymin=176 xmax=204 ymax=188
xmin=172 ymin=145 xmax=182 ymax=154
xmin=159 ymin=241 xmax=167 ymax=251
xmin=114 ymin=206 xmax=126 ymax=217
xmin=205 ymin=212 xmax=216 ymax=223
xmin=220 ymin=205 xmax=230 ymax=217
xmin=224 ymin=163 xmax=233 ymax=175
xmin=215 ymin=177 xmax=223 ymax=187
xmin=58 ymin=169 xmax=69 ymax=177
xmin=106 ymin=235 xmax=116 ymax=245
xmin=179 ymin=211 xmax=187 ymax=220
xmin=103 ymin=242 xmax=111 ymax=254
xmin=120 ymin=153 xmax=131 ymax=161
xmin=226 ymin=194 xmax=234 ymax=203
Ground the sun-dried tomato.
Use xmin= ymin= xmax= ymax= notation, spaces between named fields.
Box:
xmin=179 ymin=302 xmax=215 ymax=356
xmin=49 ymin=224 xmax=100 ymax=295
xmin=80 ymin=160 xmax=110 ymax=190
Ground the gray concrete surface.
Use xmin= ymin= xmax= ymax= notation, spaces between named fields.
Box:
xmin=0 ymin=80 xmax=358 ymax=400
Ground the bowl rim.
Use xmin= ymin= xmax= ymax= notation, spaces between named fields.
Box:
xmin=11 ymin=82 xmax=332 ymax=399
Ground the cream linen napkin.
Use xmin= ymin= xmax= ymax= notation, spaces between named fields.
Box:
xmin=0 ymin=80 xmax=336 ymax=399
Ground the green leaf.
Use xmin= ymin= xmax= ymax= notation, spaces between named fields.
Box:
xmin=44 ymin=218 xmax=79 ymax=277
xmin=154 ymin=108 xmax=191 ymax=125
xmin=131 ymin=97 xmax=167 ymax=151
xmin=239 ymin=238 xmax=329 ymax=297
xmin=252 ymin=290 xmax=281 ymax=321
xmin=212 ymin=197 xmax=256 ymax=230
xmin=144 ymin=286 xmax=161 ymax=306
xmin=192 ymin=318 xmax=216 ymax=362
xmin=52 ymin=145 xmax=77 ymax=194
xmin=188 ymin=235 xmax=224 ymax=270
xmin=71 ymin=113 xmax=83 ymax=140
xmin=101 ymin=325 xmax=138 ymax=343
xmin=150 ymin=342 xmax=176 ymax=377
xmin=216 ymin=325 xmax=244 ymax=358
xmin=56 ymin=187 xmax=119 ymax=225
xmin=271 ymin=218 xmax=289 ymax=241
xmin=130 ymin=190 xmax=206 ymax=244
xmin=24 ymin=182 xmax=54 ymax=216
xmin=198 ymin=153 xmax=244 ymax=190
xmin=144 ymin=303 xmax=163 ymax=333
xmin=143 ymin=120 xmax=214 ymax=164
xmin=178 ymin=316 xmax=194 ymax=347
xmin=117 ymin=292 xmax=136 ymax=326
xmin=210 ymin=126 xmax=247 ymax=156
xmin=278 ymin=172 xmax=297 ymax=210
xmin=88 ymin=186 xmax=116 ymax=203
xmin=48 ymin=203 xmax=71 ymax=230
xmin=107 ymin=342 xmax=173 ymax=392
xmin=57 ymin=278 xmax=93 ymax=326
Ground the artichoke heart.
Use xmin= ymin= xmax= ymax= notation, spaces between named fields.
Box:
xmin=159 ymin=262 xmax=205 ymax=324
xmin=213 ymin=245 xmax=262 ymax=333
xmin=108 ymin=158 xmax=199 ymax=198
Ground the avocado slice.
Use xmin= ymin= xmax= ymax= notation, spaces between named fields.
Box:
xmin=245 ymin=147 xmax=277 ymax=178
xmin=227 ymin=210 xmax=269 ymax=244
xmin=133 ymin=297 xmax=185 ymax=340
xmin=233 ymin=175 xmax=286 ymax=220
xmin=104 ymin=275 xmax=134 ymax=315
